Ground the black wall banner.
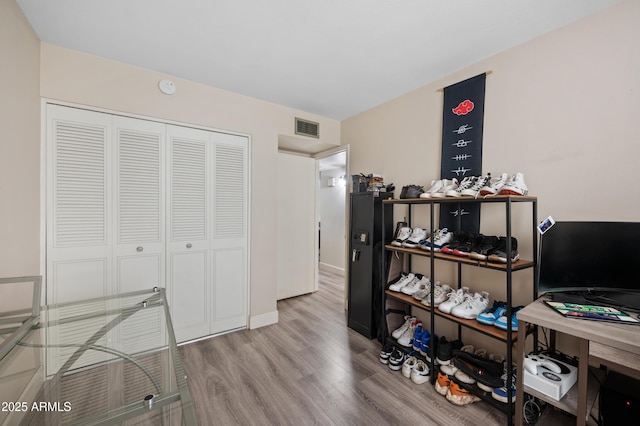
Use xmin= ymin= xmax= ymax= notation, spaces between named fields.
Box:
xmin=439 ymin=73 xmax=486 ymax=233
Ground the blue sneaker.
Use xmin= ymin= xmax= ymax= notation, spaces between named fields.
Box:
xmin=476 ymin=300 xmax=507 ymax=326
xmin=494 ymin=306 xmax=524 ymax=331
xmin=413 ymin=325 xmax=426 ymax=351
xmin=417 ymin=329 xmax=431 ymax=354
xmin=492 ymin=369 xmax=517 ymax=403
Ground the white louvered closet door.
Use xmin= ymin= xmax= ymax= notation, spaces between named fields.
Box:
xmin=112 ymin=116 xmax=165 ymax=295
xmin=46 ymin=105 xmax=113 ymax=304
xmin=211 ymin=132 xmax=248 ymax=335
xmin=46 ymin=105 xmax=113 ymax=373
xmin=166 ymin=125 xmax=212 ymax=342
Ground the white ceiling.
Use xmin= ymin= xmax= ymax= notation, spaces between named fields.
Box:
xmin=17 ymin=0 xmax=619 ymax=121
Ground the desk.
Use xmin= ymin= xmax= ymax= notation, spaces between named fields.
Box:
xmin=0 ymin=286 xmax=196 ymax=425
xmin=515 ymin=297 xmax=640 ymax=426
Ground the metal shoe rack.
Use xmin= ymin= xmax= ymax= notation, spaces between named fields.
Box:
xmin=381 ymin=195 xmax=537 ymax=425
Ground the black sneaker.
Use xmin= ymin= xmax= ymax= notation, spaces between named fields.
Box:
xmin=452 ymin=350 xmax=504 ymax=389
xmin=379 ymin=343 xmax=395 ymax=364
xmin=487 ymin=236 xmax=519 ymax=263
xmin=388 ymin=348 xmax=406 ymax=371
xmin=452 ymin=233 xmax=482 ymax=257
xmin=441 ymin=231 xmax=468 ymax=255
xmin=469 ymin=235 xmax=500 ymax=261
xmin=437 ymin=337 xmax=464 ymax=365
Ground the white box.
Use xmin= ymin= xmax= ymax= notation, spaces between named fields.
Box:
xmin=523 ymin=354 xmax=578 ymax=401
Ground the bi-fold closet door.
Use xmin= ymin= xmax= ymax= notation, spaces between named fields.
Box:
xmin=45 ymin=104 xmax=248 ymax=344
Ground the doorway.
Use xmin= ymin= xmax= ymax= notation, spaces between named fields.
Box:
xmin=314 ymin=147 xmax=348 ymax=304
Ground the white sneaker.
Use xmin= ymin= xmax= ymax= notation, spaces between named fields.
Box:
xmin=402 ymin=356 xmax=418 ymax=378
xmin=402 ymin=228 xmax=428 ymax=248
xmin=420 ymin=180 xmax=443 ymax=198
xmin=401 ymin=276 xmax=429 ymax=296
xmin=421 ymin=282 xmax=452 ymax=306
xmin=438 ymin=287 xmax=469 ymax=314
xmin=500 ymin=172 xmax=528 ymax=196
xmin=430 ymin=178 xmax=458 ymax=198
xmin=391 ymin=315 xmax=415 ymax=339
xmin=451 ymin=291 xmax=490 ymax=319
xmin=446 ymin=176 xmax=477 ymax=197
xmin=388 ymin=273 xmax=415 ymax=292
xmin=480 ymin=173 xmax=508 ymax=196
xmin=419 ymin=228 xmax=453 ymax=252
xmin=391 ymin=226 xmax=412 ymax=247
xmin=411 ymin=360 xmax=431 ymax=384
xmin=397 ymin=320 xmax=420 ymax=347
xmin=461 ymin=174 xmax=492 ymax=197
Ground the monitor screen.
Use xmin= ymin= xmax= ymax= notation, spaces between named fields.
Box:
xmin=538 ymin=221 xmax=640 ymax=294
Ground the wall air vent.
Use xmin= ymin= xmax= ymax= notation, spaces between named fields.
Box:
xmin=295 ymin=117 xmax=319 ymax=139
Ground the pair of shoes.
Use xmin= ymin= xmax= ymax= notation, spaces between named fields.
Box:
xmin=440 ymin=232 xmax=478 ymax=257
xmin=499 ymin=172 xmax=528 ymax=196
xmin=399 ymin=184 xmax=425 ymax=199
xmin=445 ymin=378 xmax=482 ymax=405
xmin=452 ymin=350 xmax=505 ymax=391
xmin=391 ymin=315 xmax=416 ymax=339
xmin=492 ymin=368 xmax=517 ymax=403
xmin=413 ymin=325 xmax=430 ymax=353
xmin=400 ymin=275 xmax=430 ymax=296
xmin=402 ymin=356 xmax=431 ymax=384
xmin=438 ymin=287 xmax=469 ymax=314
xmin=436 ymin=336 xmax=464 ymax=365
xmin=404 ymin=228 xmax=428 ymax=248
xmin=388 ymin=348 xmax=406 ymax=371
xmin=420 ymin=282 xmax=452 ymax=307
xmin=494 ymin=306 xmax=524 ymax=331
xmin=450 ymin=291 xmax=490 ymax=320
xmin=450 ymin=174 xmax=494 ymax=197
xmin=476 ymin=300 xmax=507 ymax=325
xmin=461 ymin=234 xmax=519 ymax=264
xmin=419 ymin=228 xmax=453 ymax=252
xmin=420 ymin=179 xmax=459 ymax=198
xmin=391 ymin=226 xmax=428 ymax=248
xmin=379 ymin=343 xmax=395 ymax=364
xmin=398 ymin=319 xmax=422 ymax=347
xmin=388 ymin=273 xmax=415 ymax=291
xmin=479 ymin=172 xmax=529 ymax=197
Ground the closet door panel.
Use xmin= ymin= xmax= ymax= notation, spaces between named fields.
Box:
xmin=46 ymin=105 xmax=112 ymax=304
xmin=211 ymin=133 xmax=248 ymax=333
xmin=112 ymin=116 xmax=165 ymax=294
xmin=166 ymin=125 xmax=211 ymax=342
xmin=210 ymin=247 xmax=247 ymax=334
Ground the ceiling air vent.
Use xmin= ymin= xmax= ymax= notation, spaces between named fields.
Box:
xmin=295 ymin=118 xmax=319 ymax=139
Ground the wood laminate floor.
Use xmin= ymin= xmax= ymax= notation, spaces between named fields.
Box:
xmin=178 ymin=270 xmax=512 ymax=425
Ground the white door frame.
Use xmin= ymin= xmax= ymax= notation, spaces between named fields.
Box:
xmin=313 ymin=145 xmax=349 ymax=308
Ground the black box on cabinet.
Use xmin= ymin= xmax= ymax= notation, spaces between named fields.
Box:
xmin=600 ymin=371 xmax=640 ymax=424
xmin=347 ymin=192 xmax=393 ymax=339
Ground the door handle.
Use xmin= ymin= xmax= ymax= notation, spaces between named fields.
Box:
xmin=137 ymin=246 xmax=143 ymax=252
xmin=352 ymin=249 xmax=360 ymax=262
xmin=186 ymin=243 xmax=192 ymax=249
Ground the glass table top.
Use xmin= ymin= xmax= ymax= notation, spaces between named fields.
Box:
xmin=1 ymin=281 xmax=196 ymax=425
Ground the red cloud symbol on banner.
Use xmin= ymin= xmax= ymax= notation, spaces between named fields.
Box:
xmin=452 ymin=100 xmax=475 ymax=116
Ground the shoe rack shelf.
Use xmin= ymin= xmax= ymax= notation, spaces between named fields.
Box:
xmin=380 ymin=194 xmax=538 ymax=426
xmin=384 ymin=290 xmax=533 ymax=343
xmin=384 ymin=245 xmax=535 ymax=271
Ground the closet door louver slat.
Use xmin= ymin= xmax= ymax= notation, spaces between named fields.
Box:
xmin=214 ymin=144 xmax=246 ymax=240
xmin=54 ymin=121 xmax=107 ymax=247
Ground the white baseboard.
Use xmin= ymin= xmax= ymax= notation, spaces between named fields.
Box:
xmin=319 ymin=262 xmax=345 ymax=275
xmin=249 ymin=310 xmax=279 ymax=329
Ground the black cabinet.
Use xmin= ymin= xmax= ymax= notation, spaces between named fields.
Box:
xmin=348 ymin=192 xmax=393 ymax=338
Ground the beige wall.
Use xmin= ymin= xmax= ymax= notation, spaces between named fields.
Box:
xmin=38 ymin=45 xmax=340 ymax=321
xmin=0 ymin=0 xmax=41 ymax=277
xmin=342 ymin=0 xmax=639 ymax=354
